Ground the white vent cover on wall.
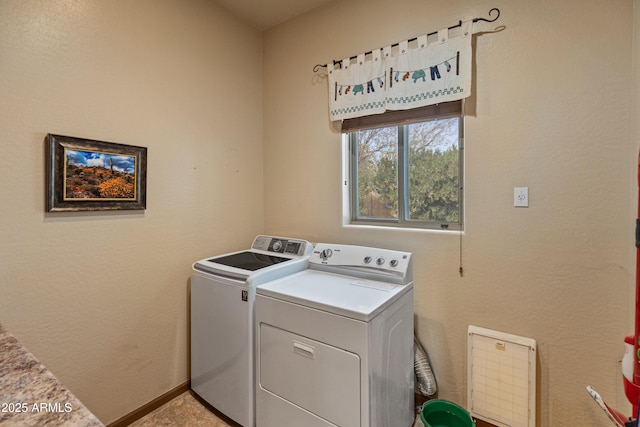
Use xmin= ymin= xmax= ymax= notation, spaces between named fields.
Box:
xmin=467 ymin=325 xmax=536 ymax=427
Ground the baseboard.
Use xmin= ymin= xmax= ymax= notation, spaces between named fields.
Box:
xmin=106 ymin=380 xmax=190 ymax=427
xmin=475 ymin=420 xmax=498 ymax=427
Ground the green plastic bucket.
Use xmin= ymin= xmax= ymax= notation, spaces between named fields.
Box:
xmin=420 ymin=400 xmax=475 ymax=427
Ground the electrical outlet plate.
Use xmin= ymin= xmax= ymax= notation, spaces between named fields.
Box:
xmin=514 ymin=187 xmax=528 ymax=207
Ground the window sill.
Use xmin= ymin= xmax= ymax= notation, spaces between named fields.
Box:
xmin=342 ymin=222 xmax=463 ymax=235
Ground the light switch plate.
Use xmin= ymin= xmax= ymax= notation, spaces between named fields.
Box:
xmin=514 ymin=187 xmax=529 ymax=207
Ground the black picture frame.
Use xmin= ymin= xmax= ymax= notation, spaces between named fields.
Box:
xmin=46 ymin=134 xmax=147 ymax=212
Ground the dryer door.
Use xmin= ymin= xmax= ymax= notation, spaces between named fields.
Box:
xmin=259 ymin=323 xmax=360 ymax=427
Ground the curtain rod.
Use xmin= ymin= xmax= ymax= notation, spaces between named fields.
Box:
xmin=312 ymin=7 xmax=500 ymax=73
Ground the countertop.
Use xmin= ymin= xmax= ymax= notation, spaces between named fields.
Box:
xmin=0 ymin=324 xmax=104 ymax=426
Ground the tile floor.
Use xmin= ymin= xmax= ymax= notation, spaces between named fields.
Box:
xmin=127 ymin=392 xmax=492 ymax=427
xmin=128 ymin=392 xmax=424 ymax=426
xmin=128 ymin=391 xmax=232 ymax=427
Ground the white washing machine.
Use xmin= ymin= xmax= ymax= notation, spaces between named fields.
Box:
xmin=191 ymin=235 xmax=313 ymax=427
xmin=255 ymin=243 xmax=414 ymax=427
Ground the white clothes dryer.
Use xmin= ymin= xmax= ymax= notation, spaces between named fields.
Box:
xmin=255 ymin=243 xmax=414 ymax=427
xmin=191 ymin=235 xmax=313 ymax=427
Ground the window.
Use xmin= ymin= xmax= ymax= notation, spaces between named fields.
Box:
xmin=345 ymin=101 xmax=463 ymax=230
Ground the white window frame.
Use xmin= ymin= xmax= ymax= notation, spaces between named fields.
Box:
xmin=343 ymin=101 xmax=464 ymax=231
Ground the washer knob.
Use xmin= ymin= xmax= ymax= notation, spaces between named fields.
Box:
xmin=272 ymin=240 xmax=283 ymax=252
xmin=390 ymin=259 xmax=399 ymax=267
xmin=376 ymin=257 xmax=385 ymax=266
xmin=363 ymin=256 xmax=372 ymax=264
xmin=320 ymin=249 xmax=333 ymax=260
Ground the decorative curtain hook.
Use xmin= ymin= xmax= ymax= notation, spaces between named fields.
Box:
xmin=474 ymin=8 xmax=500 ymax=24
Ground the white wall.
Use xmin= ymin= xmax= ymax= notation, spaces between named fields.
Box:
xmin=263 ymin=0 xmax=634 ymax=425
xmin=0 ymin=0 xmax=263 ymax=423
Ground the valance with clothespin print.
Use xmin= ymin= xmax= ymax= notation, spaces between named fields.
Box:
xmin=328 ymin=20 xmax=473 ymax=122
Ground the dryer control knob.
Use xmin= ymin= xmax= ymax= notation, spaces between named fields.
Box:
xmin=363 ymin=256 xmax=372 ymax=264
xmin=376 ymin=257 xmax=385 ymax=266
xmin=320 ymin=249 xmax=333 ymax=260
xmin=390 ymin=259 xmax=399 ymax=267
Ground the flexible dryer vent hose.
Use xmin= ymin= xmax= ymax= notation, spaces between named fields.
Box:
xmin=414 ymin=334 xmax=437 ymax=396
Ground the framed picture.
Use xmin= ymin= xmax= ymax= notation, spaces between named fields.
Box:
xmin=46 ymin=134 xmax=147 ymax=212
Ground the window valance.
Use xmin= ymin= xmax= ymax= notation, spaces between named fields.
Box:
xmin=327 ymin=20 xmax=473 ymax=122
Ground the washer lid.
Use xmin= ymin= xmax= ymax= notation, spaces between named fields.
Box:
xmin=257 ymin=270 xmax=413 ymax=321
xmin=192 ymin=235 xmax=314 ymax=283
xmin=207 ymin=251 xmax=291 ymax=271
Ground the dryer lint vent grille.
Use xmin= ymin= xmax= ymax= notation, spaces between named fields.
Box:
xmin=467 ymin=325 xmax=536 ymax=427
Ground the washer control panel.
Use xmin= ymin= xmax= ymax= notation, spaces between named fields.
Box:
xmin=311 ymin=243 xmax=412 ymax=278
xmin=252 ymin=235 xmax=311 ymax=256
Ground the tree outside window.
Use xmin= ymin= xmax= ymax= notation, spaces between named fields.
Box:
xmin=348 ymin=104 xmax=462 ymax=230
